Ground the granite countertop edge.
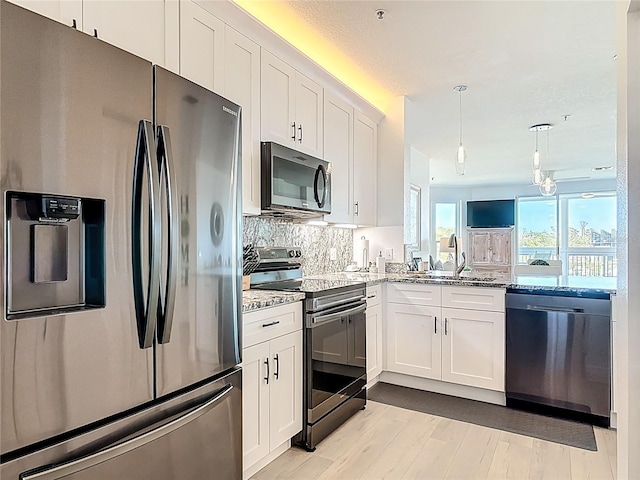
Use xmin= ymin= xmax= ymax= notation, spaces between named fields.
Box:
xmin=242 ymin=290 xmax=306 ymax=313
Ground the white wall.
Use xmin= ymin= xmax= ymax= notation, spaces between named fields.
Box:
xmin=353 ymin=225 xmax=405 ymax=265
xmin=616 ymin=1 xmax=640 ymax=478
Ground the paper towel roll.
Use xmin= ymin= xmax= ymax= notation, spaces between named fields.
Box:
xmin=355 ymin=237 xmax=369 ymax=268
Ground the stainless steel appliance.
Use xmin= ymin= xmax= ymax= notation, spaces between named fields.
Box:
xmin=505 ymin=289 xmax=611 ymax=427
xmin=261 ymin=142 xmax=331 ymax=218
xmin=250 ymin=248 xmax=366 ymax=451
xmin=1 ymin=2 xmax=242 ymax=477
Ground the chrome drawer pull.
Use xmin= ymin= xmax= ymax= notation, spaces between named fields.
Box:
xmin=262 ymin=320 xmax=280 ymax=328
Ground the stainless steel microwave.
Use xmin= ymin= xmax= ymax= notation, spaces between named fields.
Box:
xmin=261 ymin=142 xmax=331 ymax=217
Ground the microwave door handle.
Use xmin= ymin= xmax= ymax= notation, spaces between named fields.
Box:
xmin=156 ymin=125 xmax=178 ymax=344
xmin=313 ymin=164 xmax=327 ymax=209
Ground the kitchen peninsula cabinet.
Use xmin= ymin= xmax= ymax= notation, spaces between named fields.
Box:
xmin=468 ymin=228 xmax=513 ymax=274
xmin=385 ymin=283 xmax=505 ymax=392
xmin=242 ymin=302 xmax=303 ymax=476
xmin=261 ymin=49 xmax=324 ymax=158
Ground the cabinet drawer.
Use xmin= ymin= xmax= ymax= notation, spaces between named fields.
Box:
xmin=243 ymin=302 xmax=303 ymax=348
xmin=366 ymin=284 xmax=382 ymax=308
xmin=386 ymin=283 xmax=441 ymax=306
xmin=442 ymin=286 xmax=505 ymax=312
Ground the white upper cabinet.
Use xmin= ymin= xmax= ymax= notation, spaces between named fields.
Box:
xmin=224 ymin=26 xmax=261 ymax=216
xmin=8 ymin=0 xmax=82 ymax=29
xmin=83 ymin=0 xmax=176 ymax=69
xmin=179 ymin=0 xmax=225 ymax=92
xmin=323 ymin=92 xmax=354 ymax=224
xmin=261 ymin=49 xmax=323 ymax=158
xmin=353 ymin=111 xmax=377 ymax=226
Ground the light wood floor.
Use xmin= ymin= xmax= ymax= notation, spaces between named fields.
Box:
xmin=251 ymin=401 xmax=617 ymax=480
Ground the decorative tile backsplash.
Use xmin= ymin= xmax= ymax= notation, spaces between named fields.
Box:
xmin=243 ymin=217 xmax=354 ymax=275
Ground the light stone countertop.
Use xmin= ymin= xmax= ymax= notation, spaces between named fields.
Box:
xmin=242 ymin=290 xmax=305 ymax=313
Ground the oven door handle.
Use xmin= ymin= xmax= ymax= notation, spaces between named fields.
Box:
xmin=310 ymin=303 xmax=366 ymax=327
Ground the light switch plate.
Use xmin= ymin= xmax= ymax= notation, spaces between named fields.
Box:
xmin=385 ymin=248 xmax=393 ymax=260
xmin=329 ymin=247 xmax=337 ymax=261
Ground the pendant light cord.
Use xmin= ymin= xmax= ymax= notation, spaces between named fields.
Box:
xmin=459 ymin=90 xmax=463 ymax=144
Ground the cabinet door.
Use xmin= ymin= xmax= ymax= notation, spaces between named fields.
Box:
xmin=366 ymin=303 xmax=383 ymax=380
xmin=179 ymin=0 xmax=225 ymax=93
xmin=441 ymin=307 xmax=505 ymax=391
xmin=386 ymin=303 xmax=441 ymax=379
xmin=469 ymin=231 xmax=491 ymax=265
xmin=489 ymin=231 xmax=512 ymax=265
xmin=225 ymin=26 xmax=261 ymax=215
xmin=261 ymin=49 xmax=296 ymax=147
xmin=269 ymin=331 xmax=303 ymax=448
xmin=353 ymin=111 xmax=377 ymax=226
xmin=7 ymin=0 xmax=82 ymax=28
xmin=323 ymin=92 xmax=354 ymax=223
xmin=82 ymin=0 xmax=171 ymax=67
xmin=295 ymin=73 xmax=323 ymax=158
xmin=242 ymin=342 xmax=270 ymax=470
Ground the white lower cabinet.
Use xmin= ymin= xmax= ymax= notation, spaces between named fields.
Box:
xmin=385 ymin=283 xmax=505 ymax=392
xmin=365 ymin=285 xmax=383 ymax=382
xmin=242 ymin=303 xmax=303 ymax=475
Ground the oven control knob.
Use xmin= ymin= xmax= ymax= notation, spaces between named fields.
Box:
xmin=288 ymin=250 xmax=296 ymax=258
xmin=295 ymin=250 xmax=302 ymax=257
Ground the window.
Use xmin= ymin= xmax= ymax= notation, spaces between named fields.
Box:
xmin=432 ymin=202 xmax=458 ymax=262
xmin=516 ymin=192 xmax=616 ymax=277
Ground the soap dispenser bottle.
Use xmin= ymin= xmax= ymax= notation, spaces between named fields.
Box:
xmin=376 ymin=251 xmax=386 ymax=274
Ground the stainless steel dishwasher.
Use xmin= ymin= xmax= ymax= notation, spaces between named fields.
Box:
xmin=505 ymin=289 xmax=611 ymax=426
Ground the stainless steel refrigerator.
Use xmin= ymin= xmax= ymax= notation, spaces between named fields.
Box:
xmin=0 ymin=2 xmax=243 ymax=478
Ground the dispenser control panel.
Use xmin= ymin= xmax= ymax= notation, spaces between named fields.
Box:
xmin=40 ymin=196 xmax=80 ymax=220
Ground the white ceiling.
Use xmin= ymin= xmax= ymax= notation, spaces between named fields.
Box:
xmin=271 ymin=0 xmax=617 ymax=187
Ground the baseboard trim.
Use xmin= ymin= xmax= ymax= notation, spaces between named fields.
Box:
xmin=378 ymin=371 xmax=506 ymax=406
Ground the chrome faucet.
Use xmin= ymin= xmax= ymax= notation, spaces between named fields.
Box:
xmin=448 ymin=234 xmax=466 ymax=277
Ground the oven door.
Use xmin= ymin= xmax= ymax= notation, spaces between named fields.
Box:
xmin=307 ymin=301 xmax=366 ymax=423
xmin=262 ymin=142 xmax=331 ymax=214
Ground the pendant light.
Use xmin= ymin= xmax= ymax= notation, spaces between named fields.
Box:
xmin=539 ymin=125 xmax=557 ymax=196
xmin=529 ymin=124 xmax=552 ymax=185
xmin=454 ymin=85 xmax=467 ymax=176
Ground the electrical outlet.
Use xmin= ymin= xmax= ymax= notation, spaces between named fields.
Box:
xmin=385 ymin=248 xmax=393 ymax=260
xmin=329 ymin=247 xmax=337 ymax=261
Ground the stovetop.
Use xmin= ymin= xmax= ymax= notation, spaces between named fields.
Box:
xmin=252 ymin=277 xmax=366 ymax=298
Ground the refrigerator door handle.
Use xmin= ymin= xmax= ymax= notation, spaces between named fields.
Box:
xmin=20 ymin=384 xmax=235 ymax=480
xmin=132 ymin=120 xmax=161 ymax=349
xmin=156 ymin=125 xmax=179 ymax=344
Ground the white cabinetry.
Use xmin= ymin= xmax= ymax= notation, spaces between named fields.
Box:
xmin=322 ymin=92 xmax=378 ymax=226
xmin=7 ymin=0 xmax=82 ymax=28
xmin=179 ymin=0 xmax=225 ymax=92
xmin=385 ymin=283 xmax=505 ymax=392
xmin=353 ymin=111 xmax=377 ymax=226
xmin=261 ymin=49 xmax=323 ymax=158
xmin=224 ymin=27 xmax=261 ymax=215
xmin=365 ymin=285 xmax=383 ymax=385
xmin=242 ymin=303 xmax=303 ymax=476
xmin=468 ymin=228 xmax=513 ymax=274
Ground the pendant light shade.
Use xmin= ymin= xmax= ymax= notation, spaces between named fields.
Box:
xmin=454 ymin=85 xmax=467 ymax=176
xmin=529 ymin=124 xmax=553 ymax=187
xmin=540 ymin=171 xmax=557 ymax=196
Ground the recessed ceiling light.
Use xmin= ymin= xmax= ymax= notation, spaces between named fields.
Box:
xmin=592 ymin=166 xmax=614 ymax=171
xmin=581 ymin=193 xmax=595 ymax=199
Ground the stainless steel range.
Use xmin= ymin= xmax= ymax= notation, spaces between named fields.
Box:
xmin=251 ymin=247 xmax=367 ymax=451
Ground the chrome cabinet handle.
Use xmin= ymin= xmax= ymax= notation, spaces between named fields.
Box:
xmin=132 ymin=120 xmax=161 ymax=349
xmin=367 ymin=294 xmax=376 ymax=299
xmin=21 ymin=385 xmax=234 ymax=480
xmin=156 ymin=125 xmax=178 ymax=344
xmin=298 ymin=124 xmax=303 ymax=143
xmin=445 ymin=318 xmax=449 ymax=335
xmin=264 ymin=358 xmax=269 ymax=384
xmin=434 ymin=316 xmax=438 ymax=334
xmin=354 ymin=201 xmax=359 ymax=216
xmin=274 ymin=353 xmax=279 ymax=380
xmin=291 ymin=122 xmax=296 ymax=141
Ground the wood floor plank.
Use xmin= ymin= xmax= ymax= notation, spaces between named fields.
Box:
xmin=250 ymin=447 xmax=312 ymax=480
xmin=402 ymin=436 xmax=456 ymax=480
xmin=316 ymin=416 xmax=406 ymax=480
xmin=597 ymin=427 xmax=617 ymax=458
xmin=499 ymin=430 xmax=535 ymax=450
xmin=570 ymin=430 xmax=615 ymax=480
xmin=444 ymin=423 xmax=500 ymax=480
xmin=357 ymin=411 xmax=440 ymax=480
xmin=486 ymin=439 xmax=533 ymax=480
xmin=529 ymin=439 xmax=572 ymax=480
xmin=284 ymin=454 xmax=334 ymax=480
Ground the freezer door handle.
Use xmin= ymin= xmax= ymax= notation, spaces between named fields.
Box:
xmin=156 ymin=125 xmax=179 ymax=344
xmin=20 ymin=384 xmax=235 ymax=480
xmin=132 ymin=120 xmax=161 ymax=349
